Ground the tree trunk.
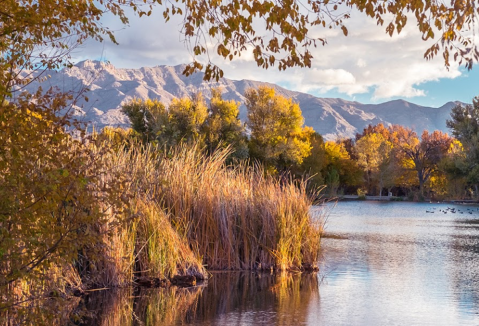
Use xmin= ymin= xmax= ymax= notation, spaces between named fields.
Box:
xmin=418 ymin=169 xmax=425 ymax=197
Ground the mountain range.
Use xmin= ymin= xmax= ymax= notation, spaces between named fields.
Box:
xmin=20 ymin=60 xmax=463 ymax=140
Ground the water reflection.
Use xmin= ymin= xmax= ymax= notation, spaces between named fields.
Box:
xmin=75 ymin=286 xmax=203 ymax=325
xmin=318 ymin=201 xmax=479 ymax=325
xmin=75 ymin=272 xmax=319 ymax=326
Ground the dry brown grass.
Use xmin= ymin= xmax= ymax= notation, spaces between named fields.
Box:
xmin=120 ymin=143 xmax=323 ymax=271
xmin=95 ymin=137 xmax=322 ymax=273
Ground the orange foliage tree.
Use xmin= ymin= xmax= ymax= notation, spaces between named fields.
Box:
xmin=392 ymin=127 xmax=454 ymax=196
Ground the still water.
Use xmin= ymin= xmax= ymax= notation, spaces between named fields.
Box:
xmin=317 ymin=201 xmax=479 ymax=325
xmin=81 ymin=201 xmax=479 ymax=325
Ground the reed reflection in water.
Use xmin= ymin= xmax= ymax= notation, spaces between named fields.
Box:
xmin=75 ymin=272 xmax=319 ymax=326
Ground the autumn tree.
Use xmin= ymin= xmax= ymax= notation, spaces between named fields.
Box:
xmin=2 ymin=0 xmax=477 ymax=97
xmin=122 ymin=94 xmax=208 ymax=148
xmin=0 ymin=90 xmax=130 ymax=315
xmin=395 ymin=128 xmax=454 ymax=196
xmin=245 ymin=86 xmax=313 ymax=172
xmin=203 ymin=88 xmax=248 ymax=160
xmin=178 ymin=0 xmax=479 ymax=79
xmin=168 ymin=93 xmax=208 ymax=145
xmin=438 ymin=140 xmax=468 ymax=199
xmin=355 ymin=123 xmax=391 ymax=141
xmin=354 ymin=133 xmax=393 ymax=196
xmin=294 ymin=132 xmax=328 ymax=189
xmin=323 ymin=141 xmax=362 ymax=195
xmin=121 ymin=98 xmax=168 ymax=143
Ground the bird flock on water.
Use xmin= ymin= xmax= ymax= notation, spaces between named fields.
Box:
xmin=425 ymin=207 xmax=479 ymax=214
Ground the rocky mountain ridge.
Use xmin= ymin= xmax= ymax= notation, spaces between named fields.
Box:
xmin=21 ymin=60 xmax=463 ymax=140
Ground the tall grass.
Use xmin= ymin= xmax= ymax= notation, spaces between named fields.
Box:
xmin=110 ymin=142 xmax=323 ymax=271
xmin=2 ymin=134 xmax=323 ymax=323
xmin=95 ymin=138 xmax=322 ymax=273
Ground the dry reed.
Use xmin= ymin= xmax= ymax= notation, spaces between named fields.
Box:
xmin=2 ymin=134 xmax=323 ymax=324
xmin=111 ymin=142 xmax=323 ymax=271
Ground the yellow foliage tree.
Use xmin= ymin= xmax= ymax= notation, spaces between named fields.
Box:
xmin=122 ymin=95 xmax=208 ymax=148
xmin=355 ymin=133 xmax=393 ymax=196
xmin=203 ymin=88 xmax=248 ymax=160
xmin=169 ymin=93 xmax=208 ymax=145
xmin=245 ymin=86 xmax=313 ymax=172
xmin=323 ymin=141 xmax=362 ymax=195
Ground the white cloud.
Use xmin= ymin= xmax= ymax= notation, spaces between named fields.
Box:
xmin=304 ymin=68 xmax=356 ymax=88
xmin=356 ymin=59 xmax=366 ymax=68
xmin=70 ymin=6 xmax=465 ymax=104
xmin=374 ymin=82 xmax=426 ymax=99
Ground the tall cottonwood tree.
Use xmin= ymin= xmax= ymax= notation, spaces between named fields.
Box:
xmin=245 ymin=86 xmax=313 ymax=172
xmin=121 ymin=98 xmax=168 ymax=143
xmin=122 ymin=94 xmax=208 ymax=147
xmin=168 ymin=93 xmax=209 ymax=145
xmin=297 ymin=132 xmax=328 ymax=189
xmin=203 ymin=88 xmax=248 ymax=160
xmin=355 ymin=133 xmax=393 ymax=196
xmin=323 ymin=141 xmax=362 ymax=195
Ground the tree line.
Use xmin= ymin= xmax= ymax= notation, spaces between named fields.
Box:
xmin=122 ymin=89 xmax=479 ymax=201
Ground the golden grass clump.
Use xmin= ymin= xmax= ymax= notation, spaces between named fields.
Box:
xmin=147 ymin=144 xmax=322 ymax=271
xmin=103 ymin=139 xmax=322 ymax=271
xmin=133 ymin=199 xmax=206 ymax=280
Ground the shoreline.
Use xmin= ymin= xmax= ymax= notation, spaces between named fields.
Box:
xmin=326 ymin=195 xmax=479 ymax=204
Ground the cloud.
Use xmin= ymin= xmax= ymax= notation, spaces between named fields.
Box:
xmin=307 ymin=68 xmax=356 ymax=85
xmin=373 ymin=82 xmax=426 ymax=99
xmin=70 ymin=6 xmax=466 ymax=104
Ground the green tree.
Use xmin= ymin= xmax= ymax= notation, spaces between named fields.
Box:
xmin=203 ymin=88 xmax=248 ymax=160
xmin=446 ymin=97 xmax=479 ymax=193
xmin=245 ymin=86 xmax=313 ymax=172
xmin=121 ymin=98 xmax=168 ymax=143
xmin=122 ymin=95 xmax=208 ymax=148
xmin=323 ymin=141 xmax=362 ymax=195
xmin=438 ymin=140 xmax=468 ymax=199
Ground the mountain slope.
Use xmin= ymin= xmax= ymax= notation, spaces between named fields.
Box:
xmin=21 ymin=60 xmax=463 ymax=140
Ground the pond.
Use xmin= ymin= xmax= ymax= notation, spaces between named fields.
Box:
xmin=77 ymin=201 xmax=479 ymax=325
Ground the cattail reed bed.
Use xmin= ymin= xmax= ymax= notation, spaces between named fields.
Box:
xmin=120 ymin=143 xmax=323 ymax=272
xmin=1 ymin=138 xmax=323 ymax=324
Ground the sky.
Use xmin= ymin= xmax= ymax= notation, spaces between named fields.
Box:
xmin=71 ymin=6 xmax=479 ymax=108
